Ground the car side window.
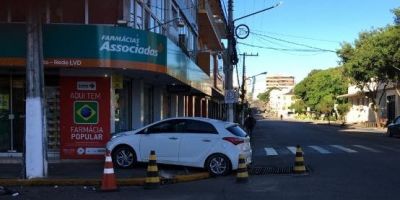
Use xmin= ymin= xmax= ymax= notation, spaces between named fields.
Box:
xmin=184 ymin=120 xmax=217 ymax=134
xmin=146 ymin=120 xmax=185 ymax=134
xmin=147 ymin=120 xmax=175 ymax=133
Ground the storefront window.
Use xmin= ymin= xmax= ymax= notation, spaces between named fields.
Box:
xmin=135 ymin=1 xmax=143 ymax=29
xmin=114 ymin=80 xmax=132 ymax=133
xmin=143 ymin=85 xmax=154 ymax=125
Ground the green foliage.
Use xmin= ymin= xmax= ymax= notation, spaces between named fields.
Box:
xmin=289 ymin=98 xmax=306 ymax=114
xmin=257 ymin=87 xmax=279 ymax=104
xmin=392 ymin=7 xmax=400 ymax=25
xmin=336 ymin=103 xmax=351 ymax=119
xmin=293 ymin=67 xmax=348 ymax=112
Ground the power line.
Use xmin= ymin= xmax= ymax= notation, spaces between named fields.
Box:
xmin=251 ymin=29 xmax=341 ymax=43
xmin=250 ymin=31 xmax=336 ymax=52
xmin=238 ymin=42 xmax=335 ymax=53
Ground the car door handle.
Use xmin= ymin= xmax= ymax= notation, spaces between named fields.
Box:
xmin=169 ymin=137 xmax=178 ymax=140
xmin=202 ymin=139 xmax=211 ymax=142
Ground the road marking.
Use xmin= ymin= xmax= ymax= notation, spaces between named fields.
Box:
xmin=264 ymin=148 xmax=278 ymax=156
xmin=330 ymin=145 xmax=358 ymax=153
xmin=375 ymin=145 xmax=400 ymax=152
xmin=353 ymin=145 xmax=381 ymax=153
xmin=309 ymin=145 xmax=331 ymax=154
xmin=287 ymin=146 xmax=297 ymax=154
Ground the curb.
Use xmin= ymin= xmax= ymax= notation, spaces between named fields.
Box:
xmin=0 ymin=172 xmax=210 ymax=187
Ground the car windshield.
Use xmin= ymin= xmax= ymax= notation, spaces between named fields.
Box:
xmin=226 ymin=125 xmax=247 ymax=137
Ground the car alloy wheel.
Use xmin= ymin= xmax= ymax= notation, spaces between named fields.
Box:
xmin=112 ymin=146 xmax=136 ymax=168
xmin=206 ymin=154 xmax=231 ymax=176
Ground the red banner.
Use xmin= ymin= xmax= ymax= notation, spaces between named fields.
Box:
xmin=60 ymin=77 xmax=110 ymax=159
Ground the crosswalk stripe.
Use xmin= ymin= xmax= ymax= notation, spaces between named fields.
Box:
xmin=353 ymin=145 xmax=381 ymax=153
xmin=330 ymin=145 xmax=358 ymax=153
xmin=309 ymin=145 xmax=331 ymax=154
xmin=287 ymin=146 xmax=297 ymax=154
xmin=264 ymin=148 xmax=278 ymax=156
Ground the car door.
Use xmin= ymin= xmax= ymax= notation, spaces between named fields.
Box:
xmin=179 ymin=120 xmax=219 ymax=166
xmin=139 ymin=119 xmax=181 ymax=164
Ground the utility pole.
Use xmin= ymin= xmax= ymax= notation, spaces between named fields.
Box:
xmin=239 ymin=53 xmax=258 ymax=124
xmin=25 ymin=1 xmax=47 ymax=179
xmin=225 ymin=0 xmax=280 ymax=122
xmin=226 ymin=0 xmax=234 ymax=122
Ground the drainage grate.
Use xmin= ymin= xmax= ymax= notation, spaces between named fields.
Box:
xmin=249 ymin=165 xmax=312 ymax=175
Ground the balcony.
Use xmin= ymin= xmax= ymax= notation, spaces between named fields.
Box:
xmin=198 ymin=0 xmax=226 ymax=50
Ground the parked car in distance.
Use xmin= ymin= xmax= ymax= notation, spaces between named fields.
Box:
xmin=387 ymin=116 xmax=400 ymax=137
xmin=106 ymin=117 xmax=252 ymax=176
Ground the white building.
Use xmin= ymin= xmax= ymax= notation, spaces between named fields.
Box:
xmin=266 ymin=75 xmax=295 ymax=117
xmin=338 ymin=82 xmax=400 ymax=126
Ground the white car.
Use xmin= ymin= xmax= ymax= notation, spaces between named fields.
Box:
xmin=106 ymin=117 xmax=252 ymax=176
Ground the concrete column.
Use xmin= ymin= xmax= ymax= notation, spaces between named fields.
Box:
xmin=170 ymin=95 xmax=178 ymax=117
xmin=178 ymin=95 xmax=184 ymax=117
xmin=26 ymin=1 xmax=47 ymax=179
xmin=153 ymin=87 xmax=163 ymax=121
xmin=203 ymin=98 xmax=209 ymax=118
xmin=132 ymin=79 xmax=144 ymax=129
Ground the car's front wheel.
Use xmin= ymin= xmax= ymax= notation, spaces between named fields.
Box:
xmin=112 ymin=145 xmax=137 ymax=168
xmin=205 ymin=154 xmax=231 ymax=176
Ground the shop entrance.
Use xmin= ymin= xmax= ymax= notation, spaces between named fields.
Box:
xmin=0 ymin=75 xmax=25 ymax=153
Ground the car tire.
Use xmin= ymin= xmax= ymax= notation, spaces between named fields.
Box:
xmin=112 ymin=145 xmax=137 ymax=169
xmin=205 ymin=154 xmax=231 ymax=176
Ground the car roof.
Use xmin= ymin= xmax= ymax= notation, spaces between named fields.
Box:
xmin=159 ymin=117 xmax=236 ymax=128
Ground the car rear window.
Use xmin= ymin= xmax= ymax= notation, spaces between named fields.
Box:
xmin=226 ymin=125 xmax=247 ymax=137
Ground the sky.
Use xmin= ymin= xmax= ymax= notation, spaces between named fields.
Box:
xmin=225 ymin=0 xmax=400 ymax=97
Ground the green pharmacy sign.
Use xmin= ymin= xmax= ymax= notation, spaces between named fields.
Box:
xmin=74 ymin=101 xmax=98 ymax=124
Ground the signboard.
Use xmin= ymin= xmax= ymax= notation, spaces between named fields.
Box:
xmin=0 ymin=24 xmax=167 ymax=70
xmin=224 ymin=89 xmax=238 ymax=103
xmin=60 ymin=77 xmax=110 ymax=159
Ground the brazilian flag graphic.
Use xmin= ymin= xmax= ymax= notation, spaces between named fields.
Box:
xmin=74 ymin=101 xmax=98 ymax=124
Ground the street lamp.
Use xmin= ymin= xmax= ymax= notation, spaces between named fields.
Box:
xmin=246 ymin=71 xmax=267 ymax=101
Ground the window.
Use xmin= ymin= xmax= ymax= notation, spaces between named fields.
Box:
xmin=226 ymin=125 xmax=247 ymax=137
xmin=147 ymin=119 xmax=184 ymax=133
xmin=185 ymin=120 xmax=217 ymax=134
xmin=135 ymin=1 xmax=143 ymax=29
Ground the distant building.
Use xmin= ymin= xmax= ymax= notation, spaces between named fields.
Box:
xmin=266 ymin=75 xmax=295 ymax=117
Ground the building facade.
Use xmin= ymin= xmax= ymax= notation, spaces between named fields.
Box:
xmin=0 ymin=0 xmax=227 ymax=160
xmin=338 ymin=83 xmax=400 ymax=126
xmin=266 ymin=75 xmax=295 ymax=117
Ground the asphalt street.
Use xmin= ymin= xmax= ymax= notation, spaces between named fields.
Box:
xmin=3 ymin=119 xmax=400 ymax=200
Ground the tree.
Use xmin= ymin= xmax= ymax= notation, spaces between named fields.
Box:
xmin=293 ymin=67 xmax=348 ymax=115
xmin=392 ymin=7 xmax=400 ymax=25
xmin=337 ymin=23 xmax=400 ymax=127
xmin=257 ymin=87 xmax=279 ymax=105
xmin=316 ymin=95 xmax=335 ymax=124
xmin=289 ymin=98 xmax=306 ymax=114
xmin=336 ymin=103 xmax=351 ymax=124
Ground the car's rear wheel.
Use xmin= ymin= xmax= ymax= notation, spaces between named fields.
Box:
xmin=205 ymin=154 xmax=231 ymax=176
xmin=112 ymin=145 xmax=136 ymax=168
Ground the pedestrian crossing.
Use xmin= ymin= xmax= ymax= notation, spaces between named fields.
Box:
xmin=258 ymin=144 xmax=394 ymax=156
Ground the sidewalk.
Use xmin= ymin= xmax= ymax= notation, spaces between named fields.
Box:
xmin=0 ymin=159 xmax=209 ymax=186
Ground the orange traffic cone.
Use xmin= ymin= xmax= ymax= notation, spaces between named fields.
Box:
xmin=101 ymin=150 xmax=117 ymax=191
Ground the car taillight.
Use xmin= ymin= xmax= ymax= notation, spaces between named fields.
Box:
xmin=223 ymin=137 xmax=244 ymax=145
